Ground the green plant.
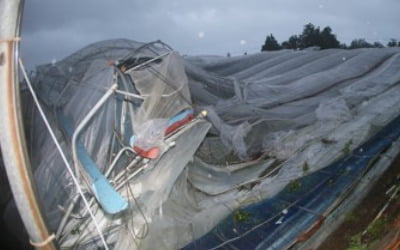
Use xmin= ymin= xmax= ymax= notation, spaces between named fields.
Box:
xmin=302 ymin=161 xmax=309 ymax=174
xmin=344 ymin=211 xmax=357 ymax=222
xmin=346 ymin=218 xmax=388 ymax=249
xmin=234 ymin=210 xmax=251 ymax=223
xmin=71 ymin=227 xmax=81 ymax=235
xmin=347 ymin=233 xmax=367 ymax=250
xmin=288 ymin=180 xmax=302 ymax=192
xmin=366 ymin=218 xmax=387 ymax=241
xmin=343 ymin=140 xmax=353 ymax=155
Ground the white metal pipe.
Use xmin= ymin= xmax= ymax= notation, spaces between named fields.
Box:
xmin=71 ymin=84 xmax=117 ymax=178
xmin=104 ymin=146 xmax=135 ymax=178
xmin=0 ymin=1 xmax=57 ymax=249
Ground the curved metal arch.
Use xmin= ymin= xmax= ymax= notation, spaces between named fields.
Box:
xmin=0 ymin=1 xmax=57 ymax=249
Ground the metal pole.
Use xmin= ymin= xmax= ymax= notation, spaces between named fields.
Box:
xmin=0 ymin=1 xmax=57 ymax=249
xmin=71 ymin=84 xmax=117 ymax=178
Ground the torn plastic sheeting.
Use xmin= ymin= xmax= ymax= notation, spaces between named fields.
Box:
xmin=188 ymin=157 xmax=275 ymax=196
xmin=184 ymin=112 xmax=400 ymax=250
xmin=188 ymin=48 xmax=400 ymax=160
xmin=12 ymin=39 xmax=400 ymax=249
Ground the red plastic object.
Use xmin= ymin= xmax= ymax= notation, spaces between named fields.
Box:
xmin=165 ymin=114 xmax=194 ymax=136
xmin=133 ymin=146 xmax=160 ymax=159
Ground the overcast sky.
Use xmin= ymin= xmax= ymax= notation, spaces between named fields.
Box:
xmin=21 ymin=0 xmax=400 ymax=69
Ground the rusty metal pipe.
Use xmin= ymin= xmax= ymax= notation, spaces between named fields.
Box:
xmin=0 ymin=1 xmax=57 ymax=249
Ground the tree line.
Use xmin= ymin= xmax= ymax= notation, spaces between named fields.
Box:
xmin=261 ymin=23 xmax=400 ymax=51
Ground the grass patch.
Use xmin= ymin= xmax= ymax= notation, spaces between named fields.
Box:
xmin=342 ymin=139 xmax=353 ymax=155
xmin=288 ymin=179 xmax=302 ymax=192
xmin=234 ymin=210 xmax=251 ymax=223
xmin=344 ymin=211 xmax=358 ymax=223
xmin=302 ymin=161 xmax=309 ymax=174
xmin=346 ymin=217 xmax=388 ymax=249
xmin=346 ymin=233 xmax=368 ymax=250
xmin=365 ymin=218 xmax=387 ymax=241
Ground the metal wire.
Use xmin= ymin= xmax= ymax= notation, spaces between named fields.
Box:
xmin=19 ymin=58 xmax=109 ymax=250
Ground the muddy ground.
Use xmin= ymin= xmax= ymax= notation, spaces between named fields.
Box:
xmin=318 ymin=154 xmax=400 ymax=250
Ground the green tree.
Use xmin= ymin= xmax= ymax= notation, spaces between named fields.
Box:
xmin=349 ymin=39 xmax=373 ymax=49
xmin=387 ymin=38 xmax=398 ymax=47
xmin=281 ymin=35 xmax=301 ymax=50
xmin=297 ymin=23 xmax=340 ymax=49
xmin=300 ymin=23 xmax=321 ymax=49
xmin=320 ymin=26 xmax=340 ymax=49
xmin=261 ymin=34 xmax=281 ymax=51
xmin=281 ymin=41 xmax=290 ymax=49
xmin=373 ymin=41 xmax=384 ymax=48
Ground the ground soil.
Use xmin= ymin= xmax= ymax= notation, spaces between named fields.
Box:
xmin=318 ymin=154 xmax=400 ymax=250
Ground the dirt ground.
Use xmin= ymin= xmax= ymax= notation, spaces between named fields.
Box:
xmin=318 ymin=154 xmax=400 ymax=250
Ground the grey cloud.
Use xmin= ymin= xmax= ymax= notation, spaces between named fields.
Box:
xmin=21 ymin=0 xmax=400 ymax=69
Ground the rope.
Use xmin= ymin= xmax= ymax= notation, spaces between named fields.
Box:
xmin=125 ymin=171 xmax=149 ymax=240
xmin=19 ymin=59 xmax=109 ymax=250
xmin=29 ymin=234 xmax=55 ymax=247
xmin=0 ymin=37 xmax=21 ymax=43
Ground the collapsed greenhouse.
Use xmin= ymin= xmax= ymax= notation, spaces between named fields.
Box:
xmin=3 ymin=38 xmax=400 ymax=249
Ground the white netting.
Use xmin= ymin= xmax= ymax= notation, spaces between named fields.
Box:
xmin=7 ymin=39 xmax=400 ymax=249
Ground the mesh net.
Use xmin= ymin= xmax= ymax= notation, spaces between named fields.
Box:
xmin=7 ymin=39 xmax=400 ymax=249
